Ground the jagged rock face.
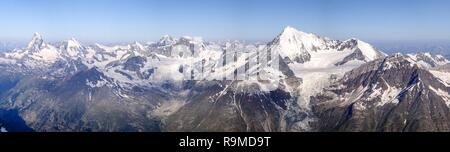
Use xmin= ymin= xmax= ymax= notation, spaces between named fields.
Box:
xmin=407 ymin=52 xmax=450 ymax=68
xmin=163 ymin=81 xmax=298 ymax=132
xmin=292 ymin=53 xmax=311 ymax=64
xmin=163 ymin=55 xmax=306 ymax=132
xmin=311 ymin=55 xmax=450 ymax=132
xmin=0 ymin=68 xmax=171 ymax=131
xmin=27 ymin=33 xmax=45 ymax=51
xmin=123 ymin=56 xmax=147 ymax=71
xmin=336 ymin=39 xmax=358 ymax=51
xmin=335 ymin=48 xmax=366 ymax=66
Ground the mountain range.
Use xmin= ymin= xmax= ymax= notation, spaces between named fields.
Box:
xmin=0 ymin=27 xmax=449 ymax=132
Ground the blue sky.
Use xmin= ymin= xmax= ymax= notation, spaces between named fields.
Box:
xmin=0 ymin=0 xmax=450 ymax=43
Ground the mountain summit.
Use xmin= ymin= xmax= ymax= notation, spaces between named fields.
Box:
xmin=270 ymin=26 xmax=386 ymax=65
xmin=27 ymin=32 xmax=44 ymax=50
xmin=270 ymin=26 xmax=332 ymax=63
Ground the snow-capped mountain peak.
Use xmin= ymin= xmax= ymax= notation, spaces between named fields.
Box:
xmin=270 ymin=26 xmax=386 ymax=66
xmin=178 ymin=36 xmax=204 ymax=44
xmin=27 ymin=32 xmax=44 ymax=50
xmin=158 ymin=35 xmax=176 ymax=46
xmin=60 ymin=38 xmax=86 ymax=57
xmin=2 ymin=33 xmax=61 ymax=65
xmin=354 ymin=39 xmax=387 ymax=61
xmin=270 ymin=26 xmax=331 ymax=63
xmin=281 ymin=26 xmax=307 ymax=36
xmin=406 ymin=52 xmax=450 ymax=68
xmin=277 ymin=26 xmax=327 ymax=48
xmin=130 ymin=41 xmax=146 ymax=51
xmin=66 ymin=38 xmax=82 ymax=48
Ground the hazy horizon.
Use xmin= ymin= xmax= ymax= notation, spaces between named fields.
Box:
xmin=0 ymin=0 xmax=450 ymax=43
xmin=1 ymin=32 xmax=449 ymax=58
